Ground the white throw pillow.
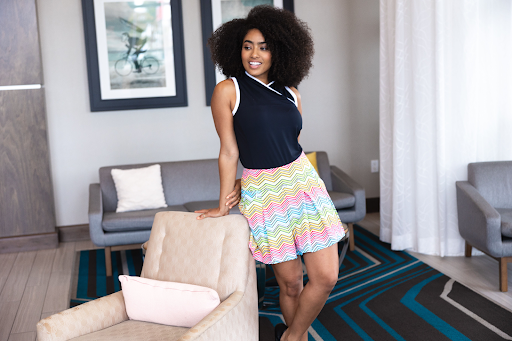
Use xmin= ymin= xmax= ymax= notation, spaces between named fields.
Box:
xmin=119 ymin=275 xmax=220 ymax=327
xmin=111 ymin=164 xmax=167 ymax=213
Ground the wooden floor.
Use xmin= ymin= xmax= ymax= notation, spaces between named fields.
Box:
xmin=1 ymin=214 xmax=511 ymax=340
xmin=0 ymin=240 xmax=102 ymax=341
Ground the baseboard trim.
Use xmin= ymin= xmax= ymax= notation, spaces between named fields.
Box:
xmin=58 ymin=224 xmax=90 ymax=242
xmin=0 ymin=232 xmax=59 ymax=253
xmin=366 ymin=197 xmax=380 ymax=213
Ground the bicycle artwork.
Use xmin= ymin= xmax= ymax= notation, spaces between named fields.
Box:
xmin=83 ymin=0 xmax=187 ymax=110
xmin=114 ymin=31 xmax=160 ymax=76
xmin=115 ymin=53 xmax=160 ymax=76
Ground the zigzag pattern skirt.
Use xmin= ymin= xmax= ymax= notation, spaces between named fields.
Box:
xmin=239 ymin=152 xmax=345 ymax=264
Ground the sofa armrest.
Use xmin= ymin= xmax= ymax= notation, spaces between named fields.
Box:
xmin=37 ymin=291 xmax=128 ymax=341
xmin=456 ymin=181 xmax=503 ymax=256
xmin=89 ymin=183 xmax=105 ymax=246
xmin=331 ymin=166 xmax=366 ymax=221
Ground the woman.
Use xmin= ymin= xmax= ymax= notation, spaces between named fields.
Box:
xmin=196 ymin=6 xmax=345 ymax=341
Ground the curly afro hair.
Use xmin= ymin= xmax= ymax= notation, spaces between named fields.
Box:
xmin=208 ymin=5 xmax=314 ymax=87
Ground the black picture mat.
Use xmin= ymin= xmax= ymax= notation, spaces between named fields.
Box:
xmin=200 ymin=0 xmax=294 ymax=106
xmin=82 ymin=0 xmax=188 ymax=112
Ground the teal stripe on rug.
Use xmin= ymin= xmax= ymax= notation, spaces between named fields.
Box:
xmin=401 ymin=273 xmax=472 ymax=341
xmin=96 ymin=249 xmax=106 ymax=297
xmin=77 ymin=250 xmax=89 ymax=300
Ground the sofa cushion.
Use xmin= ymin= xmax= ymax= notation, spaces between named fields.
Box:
xmin=306 ymin=152 xmax=319 ymax=175
xmin=183 ymin=200 xmax=241 ymax=215
xmin=111 ymin=164 xmax=167 ymax=213
xmin=102 ymin=205 xmax=188 ymax=232
xmin=328 ymin=191 xmax=355 ymax=209
xmin=497 ymin=208 xmax=512 ymax=238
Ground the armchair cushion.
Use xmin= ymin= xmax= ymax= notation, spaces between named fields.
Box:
xmin=327 ymin=191 xmax=356 ymax=209
xmin=102 ymin=205 xmax=188 ymax=232
xmin=119 ymin=275 xmax=220 ymax=327
xmin=497 ymin=208 xmax=512 ymax=238
xmin=70 ymin=320 xmax=188 ymax=341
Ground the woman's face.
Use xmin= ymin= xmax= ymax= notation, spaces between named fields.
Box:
xmin=241 ymin=29 xmax=272 ymax=84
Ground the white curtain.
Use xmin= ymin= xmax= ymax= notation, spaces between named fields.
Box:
xmin=380 ymin=0 xmax=512 ymax=256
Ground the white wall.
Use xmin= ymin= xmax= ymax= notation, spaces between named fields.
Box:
xmin=36 ymin=0 xmax=379 ymax=226
xmin=296 ymin=0 xmax=380 ymax=198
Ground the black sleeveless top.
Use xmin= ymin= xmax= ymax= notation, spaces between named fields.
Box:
xmin=232 ymin=72 xmax=303 ymax=169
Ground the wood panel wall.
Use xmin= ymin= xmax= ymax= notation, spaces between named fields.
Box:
xmin=0 ymin=89 xmax=55 ymax=237
xmin=0 ymin=0 xmax=43 ymax=86
xmin=0 ymin=0 xmax=57 ymax=251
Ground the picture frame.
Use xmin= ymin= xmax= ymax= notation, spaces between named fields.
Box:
xmin=82 ymin=0 xmax=187 ymax=111
xmin=200 ymin=0 xmax=294 ymax=106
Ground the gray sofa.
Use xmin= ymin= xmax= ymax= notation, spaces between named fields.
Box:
xmin=89 ymin=158 xmax=244 ymax=276
xmin=89 ymin=151 xmax=364 ymax=276
xmin=456 ymin=161 xmax=512 ymax=291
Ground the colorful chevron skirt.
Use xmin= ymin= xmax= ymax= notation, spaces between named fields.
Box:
xmin=239 ymin=152 xmax=345 ymax=264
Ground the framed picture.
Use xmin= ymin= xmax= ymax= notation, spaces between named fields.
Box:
xmin=82 ymin=0 xmax=187 ymax=111
xmin=200 ymin=0 xmax=294 ymax=106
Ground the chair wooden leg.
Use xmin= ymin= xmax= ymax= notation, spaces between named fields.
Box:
xmin=500 ymin=258 xmax=508 ymax=292
xmin=465 ymin=241 xmax=472 ymax=257
xmin=348 ymin=223 xmax=355 ymax=251
xmin=105 ymin=246 xmax=112 ymax=277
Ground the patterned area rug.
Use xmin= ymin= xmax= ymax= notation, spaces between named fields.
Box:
xmin=71 ymin=226 xmax=512 ymax=341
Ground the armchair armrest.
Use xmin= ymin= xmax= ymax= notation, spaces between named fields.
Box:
xmin=456 ymin=181 xmax=502 ymax=256
xmin=330 ymin=166 xmax=360 ymax=194
xmin=37 ymin=291 xmax=128 ymax=341
xmin=89 ymin=183 xmax=105 ymax=246
xmin=330 ymin=166 xmax=366 ymax=221
xmin=179 ymin=291 xmax=247 ymax=341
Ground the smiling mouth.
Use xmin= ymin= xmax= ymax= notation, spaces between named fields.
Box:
xmin=249 ymin=61 xmax=262 ymax=69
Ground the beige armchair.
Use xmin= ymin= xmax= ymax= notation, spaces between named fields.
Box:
xmin=37 ymin=212 xmax=258 ymax=340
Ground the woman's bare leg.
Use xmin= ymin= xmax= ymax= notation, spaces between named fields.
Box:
xmin=280 ymin=243 xmax=339 ymax=341
xmin=272 ymin=257 xmax=308 ymax=341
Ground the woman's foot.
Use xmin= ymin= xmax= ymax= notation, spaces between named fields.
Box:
xmin=275 ymin=323 xmax=288 ymax=341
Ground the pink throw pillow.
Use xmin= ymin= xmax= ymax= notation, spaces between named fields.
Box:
xmin=119 ymin=275 xmax=220 ymax=327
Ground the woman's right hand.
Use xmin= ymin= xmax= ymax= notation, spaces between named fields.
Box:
xmin=195 ymin=207 xmax=229 ymax=220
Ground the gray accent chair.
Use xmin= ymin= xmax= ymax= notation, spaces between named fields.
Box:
xmin=89 ymin=158 xmax=243 ymax=277
xmin=456 ymin=161 xmax=512 ymax=292
xmin=311 ymin=151 xmax=366 ymax=251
